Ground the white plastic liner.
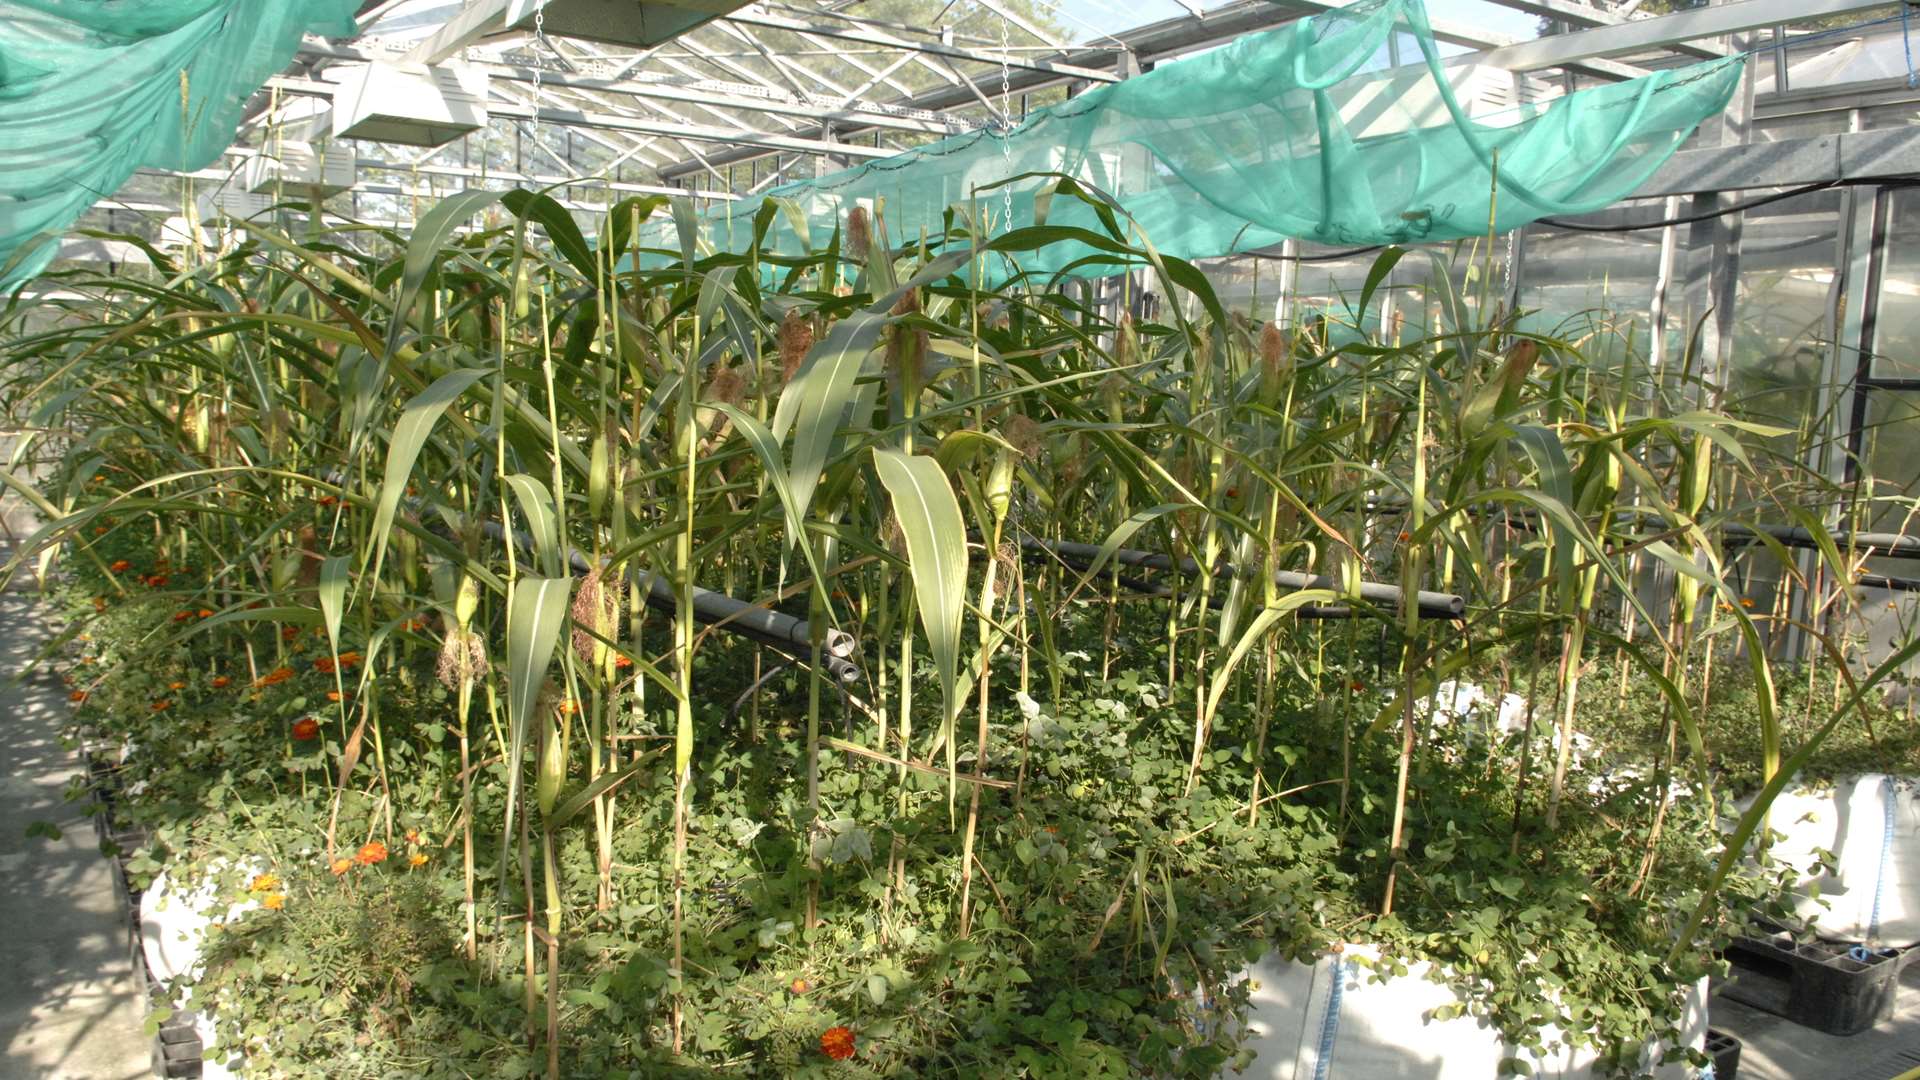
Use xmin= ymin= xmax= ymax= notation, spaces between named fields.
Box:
xmin=1752 ymin=773 xmax=1920 ymax=947
xmin=1228 ymin=944 xmax=1708 ymax=1079
xmin=140 ymin=858 xmax=266 ymax=1078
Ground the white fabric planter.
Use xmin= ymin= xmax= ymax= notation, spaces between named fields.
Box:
xmin=1749 ymin=773 xmax=1920 ymax=947
xmin=1225 ymin=945 xmax=1708 ymax=1079
xmin=140 ymin=858 xmax=266 ymax=1079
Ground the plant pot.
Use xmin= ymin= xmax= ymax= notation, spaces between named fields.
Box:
xmin=1717 ymin=931 xmax=1911 ymax=1035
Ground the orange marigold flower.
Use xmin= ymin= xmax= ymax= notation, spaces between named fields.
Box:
xmin=280 ymin=626 xmax=300 ymax=641
xmin=404 ymin=829 xmax=421 ymax=845
xmin=329 ymin=858 xmax=353 ymax=876
xmin=789 ymin=978 xmax=810 ymax=995
xmin=172 ymin=611 xmax=191 ymax=622
xmin=255 ymin=667 xmax=295 ymax=687
xmin=198 ymin=609 xmax=213 ymax=619
xmin=316 ymin=495 xmax=339 ymax=508
xmin=355 ymin=842 xmax=388 ymax=866
xmin=151 ymin=700 xmax=170 ymax=711
xmin=1739 ymin=597 xmax=1756 ymax=609
xmin=211 ymin=676 xmax=231 ymax=688
xmin=146 ymin=575 xmax=167 ymax=588
xmin=109 ymin=560 xmax=131 ymax=572
xmin=69 ymin=690 xmax=87 ymax=703
xmin=168 ymin=681 xmax=185 ymax=690
xmin=407 ymin=852 xmax=428 ymax=868
xmin=326 ymin=690 xmax=350 ymax=703
xmin=1348 ymin=680 xmax=1364 ymax=693
xmin=291 ymin=718 xmax=320 ymax=741
xmin=614 ymin=655 xmax=633 ymax=669
xmin=92 ymin=598 xmax=106 ymax=612
xmin=261 ymin=893 xmax=285 ymax=910
xmin=93 ymin=526 xmax=107 ymax=535
xmin=1717 ymin=602 xmax=1734 ymax=613
xmin=249 ymin=873 xmax=281 ymax=893
xmin=820 ymin=1026 xmax=855 ymax=1061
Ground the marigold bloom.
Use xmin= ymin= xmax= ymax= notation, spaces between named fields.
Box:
xmin=314 ymin=651 xmax=362 ymax=674
xmin=93 ymin=526 xmax=107 ymax=535
xmin=172 ymin=612 xmax=190 ymax=622
xmin=1349 ymin=680 xmax=1364 ymax=693
xmin=261 ymin=893 xmax=285 ymax=910
xmin=407 ymin=852 xmax=428 ymax=868
xmin=168 ymin=681 xmax=185 ymax=690
xmin=316 ymin=495 xmax=339 ymax=508
xmin=109 ymin=560 xmax=131 ymax=572
xmin=404 ymin=829 xmax=421 ymax=845
xmin=820 ymin=1026 xmax=855 ymax=1061
xmin=280 ymin=626 xmax=300 ymax=641
xmin=789 ymin=978 xmax=810 ymax=995
xmin=326 ymin=690 xmax=350 ymax=703
xmin=1740 ymin=597 xmax=1756 ymax=609
xmin=329 ymin=858 xmax=353 ymax=876
xmin=255 ymin=667 xmax=295 ymax=687
xmin=291 ymin=718 xmax=320 ymax=741
xmin=151 ymin=700 xmax=170 ymax=711
xmin=614 ymin=654 xmax=633 ymax=669
xmin=355 ymin=842 xmax=388 ymax=866
xmin=146 ymin=575 xmax=167 ymax=588
xmin=198 ymin=609 xmax=213 ymax=619
xmin=68 ymin=690 xmax=87 ymax=703
xmin=250 ymin=873 xmax=281 ymax=893
xmin=211 ymin=676 xmax=231 ymax=688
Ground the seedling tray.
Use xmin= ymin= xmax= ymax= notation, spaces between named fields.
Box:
xmin=1719 ymin=931 xmax=1912 ymax=1036
xmin=1704 ymin=1027 xmax=1741 ymax=1080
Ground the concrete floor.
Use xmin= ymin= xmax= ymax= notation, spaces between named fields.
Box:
xmin=0 ymin=587 xmax=151 ymax=1079
xmin=1713 ymin=954 xmax=1920 ymax=1079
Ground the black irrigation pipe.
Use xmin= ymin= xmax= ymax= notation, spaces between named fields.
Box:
xmin=1013 ymin=533 xmax=1465 ymax=620
xmin=420 ymin=507 xmax=863 ymax=683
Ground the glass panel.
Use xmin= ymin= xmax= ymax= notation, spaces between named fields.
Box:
xmin=1871 ymin=187 xmax=1920 ymax=380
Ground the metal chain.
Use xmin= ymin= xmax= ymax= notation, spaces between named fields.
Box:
xmin=998 ymin=13 xmax=1015 ymax=235
xmin=530 ymin=3 xmax=546 ymax=149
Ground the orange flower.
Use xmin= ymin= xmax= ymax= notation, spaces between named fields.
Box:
xmin=172 ymin=611 xmax=191 ymax=622
xmin=614 ymin=655 xmax=633 ymax=669
xmin=314 ymin=651 xmax=362 ymax=675
xmin=407 ymin=852 xmax=428 ymax=868
xmin=329 ymin=857 xmax=353 ymax=876
xmin=280 ymin=626 xmax=301 ymax=641
xmin=559 ymin=699 xmax=582 ymax=716
xmin=1348 ymin=680 xmax=1364 ymax=693
xmin=326 ymin=690 xmax=350 ymax=703
xmin=789 ymin=978 xmax=810 ymax=995
xmin=1717 ymin=602 xmax=1734 ymax=613
xmin=401 ymin=618 xmax=427 ymax=632
xmin=168 ymin=681 xmax=185 ymax=690
xmin=255 ymin=667 xmax=295 ymax=687
xmin=151 ymin=700 xmax=170 ymax=712
xmin=146 ymin=575 xmax=167 ymax=588
xmin=316 ymin=495 xmax=339 ymax=508
xmin=92 ymin=598 xmax=106 ymax=612
xmin=1397 ymin=531 xmax=1411 ymax=542
xmin=291 ymin=718 xmax=320 ymax=741
xmin=68 ymin=690 xmax=87 ymax=704
xmin=355 ymin=842 xmax=388 ymax=866
xmin=249 ymin=873 xmax=281 ymax=893
xmin=1739 ymin=597 xmax=1756 ymax=609
xmin=404 ymin=829 xmax=422 ymax=845
xmin=198 ymin=609 xmax=213 ymax=618
xmin=211 ymin=676 xmax=231 ymax=688
xmin=820 ymin=1026 xmax=855 ymax=1061
xmin=93 ymin=526 xmax=107 ymax=535
xmin=261 ymin=893 xmax=285 ymax=910
xmin=109 ymin=560 xmax=131 ymax=572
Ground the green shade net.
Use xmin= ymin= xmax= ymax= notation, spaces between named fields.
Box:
xmin=666 ymin=0 xmax=1743 ymax=280
xmin=0 ymin=0 xmax=361 ymax=287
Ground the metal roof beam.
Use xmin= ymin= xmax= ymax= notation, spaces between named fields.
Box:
xmin=722 ymin=7 xmax=1121 ymax=83
xmin=1476 ymin=0 xmax=1882 ymax=72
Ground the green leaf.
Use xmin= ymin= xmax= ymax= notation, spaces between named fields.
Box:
xmin=547 ymin=757 xmax=653 ymax=830
xmin=367 ymin=367 xmax=488 ymax=584
xmin=318 ymin=556 xmax=349 ymax=652
xmin=872 ymin=447 xmax=968 ymax=803
xmin=502 ymin=576 xmax=572 ymax=864
xmin=504 ymin=474 xmax=561 ymax=576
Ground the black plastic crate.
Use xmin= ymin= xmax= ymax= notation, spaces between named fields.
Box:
xmin=1719 ymin=931 xmax=1911 ymax=1036
xmin=1704 ymin=1027 xmax=1740 ymax=1080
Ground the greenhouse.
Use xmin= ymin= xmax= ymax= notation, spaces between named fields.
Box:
xmin=5 ymin=0 xmax=1920 ymax=1076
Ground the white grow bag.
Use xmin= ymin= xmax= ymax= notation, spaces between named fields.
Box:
xmin=141 ymin=858 xmax=267 ymax=1079
xmin=1749 ymin=773 xmax=1920 ymax=946
xmin=1225 ymin=945 xmax=1708 ymax=1079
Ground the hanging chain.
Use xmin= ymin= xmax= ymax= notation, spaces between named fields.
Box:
xmin=530 ymin=3 xmax=546 ymax=152
xmin=998 ymin=13 xmax=1015 ymax=235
